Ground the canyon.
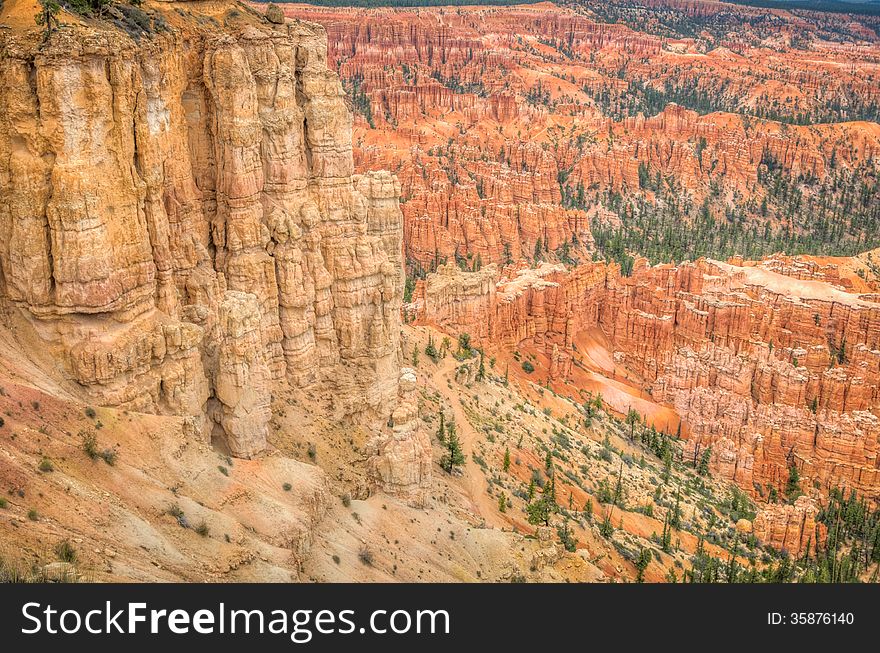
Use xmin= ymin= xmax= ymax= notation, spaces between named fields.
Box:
xmin=281 ymin=1 xmax=880 ymax=272
xmin=273 ymin=1 xmax=880 ymax=558
xmin=407 ymin=252 xmax=880 ymax=551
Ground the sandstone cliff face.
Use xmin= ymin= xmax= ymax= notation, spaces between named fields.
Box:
xmin=412 ymin=255 xmax=880 ymax=505
xmin=0 ymin=4 xmax=414 ymax=467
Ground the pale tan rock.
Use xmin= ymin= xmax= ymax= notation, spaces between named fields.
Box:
xmin=212 ymin=292 xmax=271 ymax=459
xmin=367 ymin=367 xmax=432 ymax=506
xmin=265 ymin=3 xmax=286 ymax=25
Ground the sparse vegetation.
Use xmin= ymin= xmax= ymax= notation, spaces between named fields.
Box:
xmin=55 ymin=539 xmax=78 ymax=564
xmin=81 ymin=430 xmax=99 ymax=460
xmin=358 ymin=545 xmax=374 ymax=566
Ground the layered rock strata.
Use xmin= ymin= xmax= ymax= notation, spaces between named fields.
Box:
xmin=281 ymin=3 xmax=880 ymax=272
xmin=411 ymin=256 xmax=880 ymax=505
xmin=367 ymin=367 xmax=432 ymax=507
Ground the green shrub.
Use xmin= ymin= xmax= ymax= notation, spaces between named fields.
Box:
xmin=81 ymin=430 xmax=99 ymax=460
xmin=55 ymin=540 xmax=77 ymax=564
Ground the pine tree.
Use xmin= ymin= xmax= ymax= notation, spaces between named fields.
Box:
xmin=671 ymin=485 xmax=682 ymax=530
xmin=503 ymin=447 xmax=511 ymax=472
xmin=440 ymin=427 xmax=465 ymax=474
xmin=437 ymin=412 xmax=446 ymax=444
xmin=635 ymin=548 xmax=651 ymax=583
xmin=527 ymin=496 xmax=551 ymax=527
xmin=425 ymin=335 xmax=438 ymax=361
xmin=625 ymin=408 xmax=640 ymax=440
xmin=557 ymin=517 xmax=576 ymax=552
xmin=661 ymin=512 xmax=672 ymax=552
xmin=599 ymin=512 xmax=614 ymax=538
xmin=613 ymin=462 xmax=624 ymax=508
xmin=35 ymin=0 xmax=61 ymax=41
xmin=498 ymin=493 xmax=507 ymax=513
xmin=786 ymin=464 xmax=802 ymax=501
xmin=698 ymin=446 xmax=712 ymax=476
xmin=527 ymin=476 xmax=557 ymax=528
xmin=662 ymin=447 xmax=672 ymax=483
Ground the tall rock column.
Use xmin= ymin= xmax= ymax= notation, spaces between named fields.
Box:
xmin=212 ymin=292 xmax=271 ymax=458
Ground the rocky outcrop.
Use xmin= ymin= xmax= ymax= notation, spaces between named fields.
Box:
xmin=412 ymin=255 xmax=880 ymax=504
xmin=367 ymin=367 xmax=432 ymax=506
xmin=753 ymin=497 xmax=828 ymax=556
xmin=211 ymin=292 xmax=271 ymax=458
xmin=0 ymin=3 xmax=405 ymax=458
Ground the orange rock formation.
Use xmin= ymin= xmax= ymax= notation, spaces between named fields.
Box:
xmin=410 ymin=255 xmax=880 ymax=511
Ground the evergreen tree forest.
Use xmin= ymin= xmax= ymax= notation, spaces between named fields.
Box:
xmin=579 ymin=159 xmax=880 ymax=272
xmin=582 ymin=76 xmax=880 ymax=126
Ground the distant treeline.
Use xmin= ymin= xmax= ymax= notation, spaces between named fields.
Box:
xmin=276 ymin=0 xmax=538 ymax=7
xmin=722 ymin=0 xmax=880 ymax=17
xmin=280 ymin=0 xmax=880 ymax=15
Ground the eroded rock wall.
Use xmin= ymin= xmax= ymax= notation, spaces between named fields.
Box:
xmin=413 ymin=256 xmax=880 ymax=503
xmin=0 ymin=4 xmax=405 ymax=459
